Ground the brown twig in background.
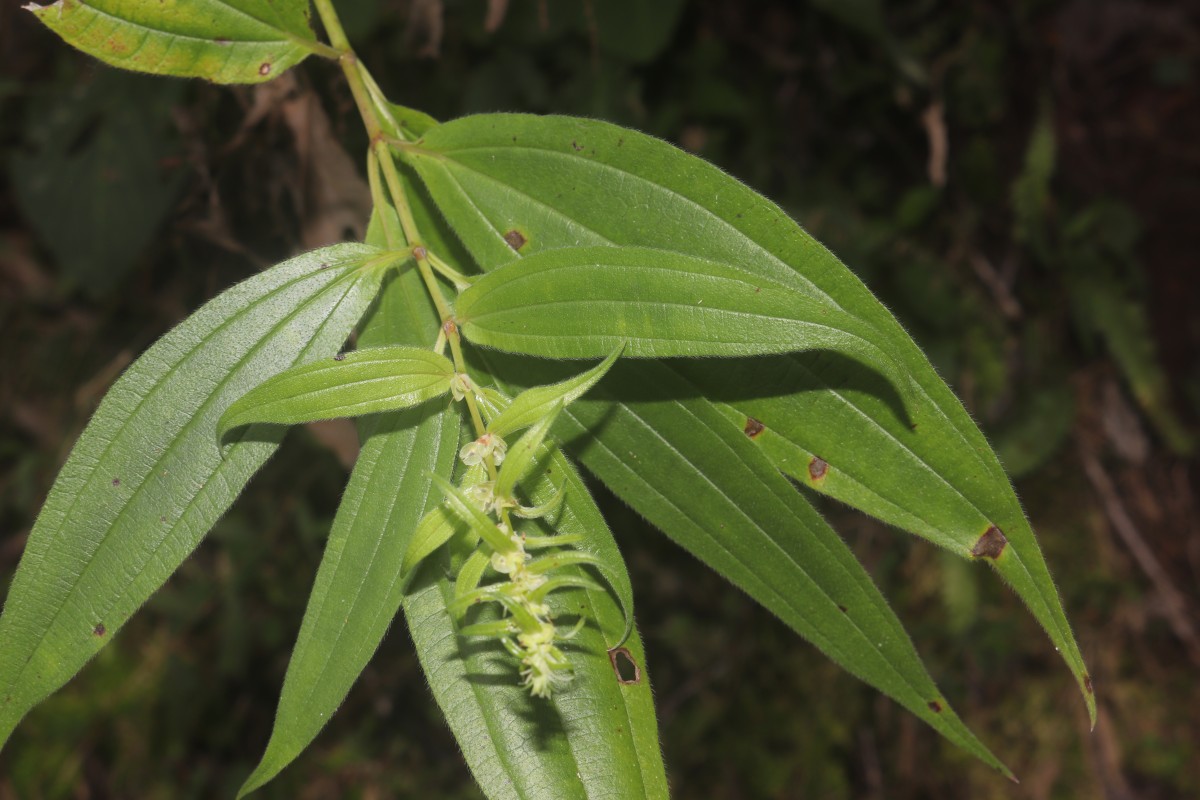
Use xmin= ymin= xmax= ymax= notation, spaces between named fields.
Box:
xmin=1079 ymin=445 xmax=1200 ymax=665
xmin=920 ymin=101 xmax=948 ymax=187
xmin=968 ymin=252 xmax=1022 ymax=321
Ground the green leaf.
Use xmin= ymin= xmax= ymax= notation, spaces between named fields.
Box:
xmin=240 ymin=204 xmax=446 ymax=796
xmin=494 ymin=405 xmax=560 ymax=499
xmin=457 ymin=246 xmax=908 ymax=389
xmin=487 ymin=345 xmax=623 ymax=438
xmin=402 ymin=112 xmax=1091 ymax=725
xmin=0 ymin=243 xmax=386 ymax=750
xmin=560 ymin=362 xmax=1011 ymax=776
xmin=238 ymin=404 xmax=459 ymax=797
xmin=218 ymin=346 xmax=454 ymax=437
xmin=27 ymin=0 xmax=326 ymax=84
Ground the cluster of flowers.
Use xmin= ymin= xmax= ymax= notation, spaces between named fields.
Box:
xmin=408 ymin=367 xmax=613 ymax=698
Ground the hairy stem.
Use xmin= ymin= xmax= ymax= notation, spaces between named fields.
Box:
xmin=316 ymin=0 xmax=498 ymax=483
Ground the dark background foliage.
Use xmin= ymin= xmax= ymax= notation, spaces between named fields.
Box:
xmin=1 ymin=0 xmax=1197 ymax=797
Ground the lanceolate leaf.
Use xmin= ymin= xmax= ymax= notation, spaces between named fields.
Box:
xmin=27 ymin=0 xmax=326 ymax=84
xmin=0 ymin=244 xmax=386 ymax=749
xmin=218 ymin=346 xmax=454 ymax=437
xmin=240 ymin=211 xmax=446 ymax=795
xmin=239 ymin=405 xmax=459 ymax=798
xmin=521 ymin=359 xmax=1011 ymax=777
xmin=400 ymin=113 xmax=1093 ymax=722
xmin=487 ymin=344 xmax=623 ymax=438
xmin=456 ymin=246 xmax=909 ymax=394
xmin=493 ymin=406 xmax=560 ymax=499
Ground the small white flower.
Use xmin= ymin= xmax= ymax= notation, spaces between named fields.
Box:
xmin=459 ymin=432 xmax=507 ymax=466
xmin=464 ymin=481 xmax=515 ymax=515
xmin=490 ymin=550 xmax=525 ymax=575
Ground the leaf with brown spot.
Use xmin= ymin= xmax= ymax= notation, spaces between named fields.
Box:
xmin=503 ymin=229 xmax=528 ymax=250
xmin=808 ymin=456 xmax=829 ymax=481
xmin=0 ymin=244 xmax=386 ymax=751
xmin=971 ymin=525 xmax=1008 ymax=560
xmin=27 ymin=0 xmax=322 ymax=84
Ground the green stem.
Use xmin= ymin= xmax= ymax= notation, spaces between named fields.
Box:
xmin=366 ymin=151 xmax=405 ymax=250
xmin=316 ymin=0 xmax=493 ymax=477
xmin=374 ymin=145 xmax=423 ymax=247
xmin=311 ymin=0 xmax=352 ymax=52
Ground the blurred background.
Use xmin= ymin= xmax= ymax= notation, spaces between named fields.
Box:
xmin=1 ymin=0 xmax=1197 ymax=797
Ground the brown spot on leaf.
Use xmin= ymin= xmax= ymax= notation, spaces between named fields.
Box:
xmin=928 ymin=700 xmax=942 ymax=713
xmin=215 ymin=37 xmax=230 ymax=46
xmin=93 ymin=623 xmax=106 ymax=637
xmin=333 ymin=353 xmax=347 ymax=361
xmin=971 ymin=525 xmax=1008 ymax=559
xmin=412 ymin=245 xmax=428 ymax=260
xmin=837 ymin=604 xmax=848 ymax=613
xmin=571 ymin=140 xmax=583 ymax=151
xmin=608 ymin=647 xmax=641 ymax=685
xmin=1084 ymin=674 xmax=1094 ymax=694
xmin=503 ymin=230 xmax=527 ymax=251
xmin=259 ymin=62 xmax=272 ymax=76
xmin=111 ymin=477 xmax=121 ymax=487
xmin=743 ymin=417 xmax=765 ymax=439
xmin=808 ymin=457 xmax=828 ymax=481
xmin=442 ymin=319 xmax=458 ymax=335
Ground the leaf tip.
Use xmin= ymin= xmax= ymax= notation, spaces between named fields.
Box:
xmin=1083 ymin=673 xmax=1098 ymax=729
xmin=236 ymin=760 xmax=278 ymax=800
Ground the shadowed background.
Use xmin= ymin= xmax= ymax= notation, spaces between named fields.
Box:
xmin=1 ymin=1 xmax=1197 ymax=797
